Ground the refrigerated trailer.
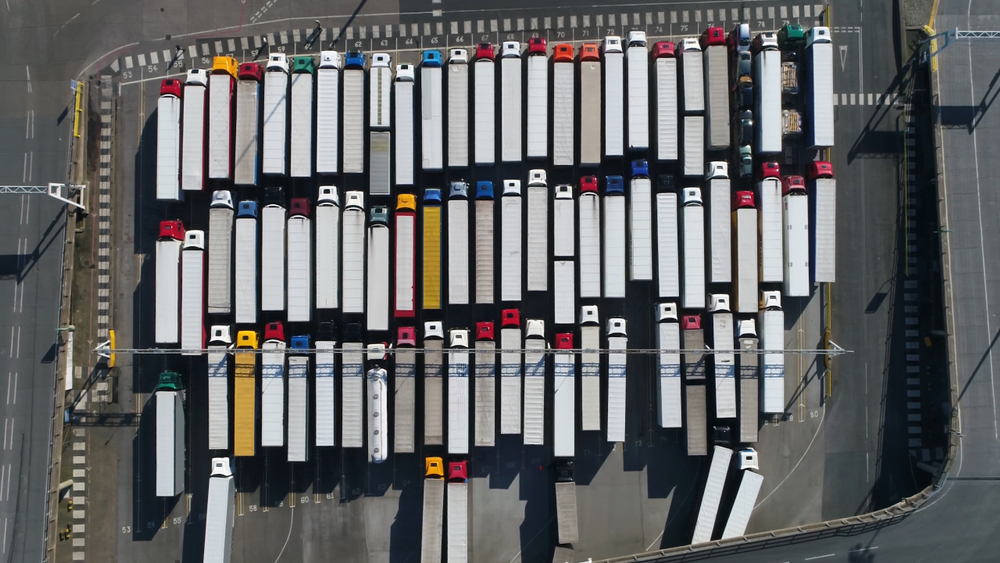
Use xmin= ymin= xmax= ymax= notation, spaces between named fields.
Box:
xmin=734 ymin=192 xmax=759 ymax=313
xmin=655 ymin=49 xmax=679 ymax=161
xmin=155 ymin=372 xmax=184 ymax=497
xmin=523 ymin=320 xmax=546 ymax=446
xmin=810 ymin=162 xmax=836 ymax=283
xmin=500 ymin=42 xmax=522 ymax=162
xmin=342 ymin=335 xmax=365 ymax=448
xmin=657 ymin=304 xmax=682 ymax=428
xmin=630 ymin=161 xmax=653 ymax=281
xmin=738 ymin=319 xmax=759 ymax=443
xmin=527 ymin=170 xmax=548 ymax=292
xmin=395 ymin=328 xmax=416 ymax=452
xmin=421 ymin=50 xmax=444 ymax=170
xmin=707 ymin=163 xmax=732 ymax=284
xmin=207 ymin=326 xmax=231 ymax=451
xmin=604 ymin=176 xmax=626 ymax=298
xmin=207 ymin=191 xmax=233 ymax=315
xmin=806 ymin=28 xmax=835 ymax=149
xmin=501 ymin=181 xmax=522 ymax=302
xmin=287 ymin=336 xmax=310 ymax=462
xmin=370 ymin=130 xmax=391 ymax=197
xmin=262 ymin=54 xmax=289 ymax=175
xmin=315 ymin=187 xmax=340 ymax=310
xmin=448 ymin=330 xmax=470 ymax=454
xmin=182 ymin=69 xmax=207 ymax=192
xmin=554 ymin=465 xmax=579 ymax=545
xmin=343 ymin=191 xmax=366 ymax=314
xmin=627 ymin=32 xmax=649 ymax=151
xmin=553 ymin=334 xmax=575 ymax=457
xmin=155 ymin=220 xmax=184 ymax=344
xmin=424 ymin=322 xmax=445 ymax=445
xmin=754 ymin=49 xmax=783 ymax=154
xmin=261 ymin=322 xmax=286 ymax=447
xmin=181 ymin=231 xmax=205 ymax=355
xmin=500 ymin=310 xmax=522 ymax=434
xmin=315 ymin=51 xmax=341 ymax=174
xmin=448 ymin=50 xmax=469 ymax=167
xmin=261 ymin=189 xmax=286 ymax=312
xmin=681 ymin=188 xmax=706 ymax=309
xmin=395 ymin=65 xmax=416 ymax=186
xmin=692 ymin=446 xmax=734 ymax=543
xmin=423 ymin=189 xmax=442 ymax=310
xmin=783 ymin=179 xmax=810 ymax=297
xmin=208 ymin=57 xmax=237 ymax=180
xmin=604 ymin=36 xmax=625 ymax=157
xmin=683 ymin=115 xmax=705 ymax=177
xmin=580 ymin=306 xmax=601 ymax=431
xmin=607 ymin=318 xmax=628 ymax=443
xmin=474 ymin=46 xmax=495 ymax=165
xmin=156 ymin=80 xmax=182 ymax=200
xmin=760 ymin=291 xmax=786 ymax=414
xmin=526 ymin=41 xmax=549 ymax=159
xmin=368 ymin=207 xmax=390 ymax=331
xmin=290 ymin=57 xmax=315 ymax=177
xmin=475 ymin=182 xmax=494 ymax=304
xmin=315 ymin=338 xmax=337 ymax=446
xmin=580 ymin=44 xmax=602 ymax=165
xmin=233 ymin=331 xmax=258 ymax=457
xmin=679 ymin=39 xmax=704 ymax=113
xmin=758 ymin=178 xmax=784 ymax=283
xmin=683 ymin=315 xmax=707 ymax=456
xmin=202 ymin=458 xmax=235 ymax=563
xmin=234 ymin=202 xmax=257 ymax=325
xmin=448 ymin=183 xmax=470 ymax=305
xmin=656 ymin=190 xmax=680 ymax=298
xmin=710 ymin=295 xmax=737 ymax=419
xmin=474 ymin=323 xmax=496 ymax=447
xmin=234 ymin=63 xmax=262 ymax=186
xmin=579 ymin=178 xmax=601 ymax=298
xmin=703 ymin=38 xmax=730 ymax=150
xmin=396 ymin=195 xmax=417 ymax=317
xmin=552 ymin=44 xmax=574 ymax=166
xmin=287 ymin=199 xmax=311 ymax=323
xmin=343 ymin=51 xmax=365 ymax=174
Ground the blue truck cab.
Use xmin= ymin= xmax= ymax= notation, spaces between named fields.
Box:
xmin=631 ymin=159 xmax=649 ymax=178
xmin=237 ymin=200 xmax=258 ymax=218
xmin=290 ymin=335 xmax=310 ymax=351
xmin=424 ymin=188 xmax=442 ymax=204
xmin=449 ymin=181 xmax=469 ymax=199
xmin=422 ymin=50 xmax=443 ymax=67
xmin=606 ymin=176 xmax=625 ymax=194
xmin=345 ymin=50 xmax=366 ymax=69
xmin=476 ymin=181 xmax=494 ymax=200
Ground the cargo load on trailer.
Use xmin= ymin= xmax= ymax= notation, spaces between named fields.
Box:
xmin=233 ymin=331 xmax=258 ymax=457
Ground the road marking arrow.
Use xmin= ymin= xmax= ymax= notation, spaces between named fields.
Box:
xmin=839 ymin=45 xmax=848 ymax=72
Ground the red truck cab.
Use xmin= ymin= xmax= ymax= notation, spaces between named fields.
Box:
xmin=397 ymin=326 xmax=416 ymax=347
xmin=501 ymin=309 xmax=520 ymax=328
xmin=159 ymin=78 xmax=182 ymax=98
xmin=653 ymin=41 xmax=676 ymax=59
xmin=757 ymin=161 xmax=781 ymax=180
xmin=237 ymin=62 xmax=263 ymax=81
xmin=682 ymin=315 xmax=701 ymax=330
xmin=475 ymin=322 xmax=495 ymax=341
xmin=580 ymin=175 xmax=598 ymax=192
xmin=735 ymin=191 xmax=756 ymax=209
xmin=553 ymin=44 xmax=573 ymax=62
xmin=807 ymin=161 xmax=834 ymax=180
xmin=701 ymin=26 xmax=726 ymax=48
xmin=580 ymin=43 xmax=599 ymax=61
xmin=448 ymin=461 xmax=468 ymax=482
xmin=528 ymin=37 xmax=547 ymax=55
xmin=782 ymin=175 xmax=807 ymax=195
xmin=475 ymin=42 xmax=495 ymax=61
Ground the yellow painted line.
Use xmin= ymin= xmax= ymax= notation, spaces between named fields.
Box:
xmin=73 ymin=83 xmax=83 ymax=139
xmin=826 ymin=3 xmax=832 ymax=27
xmin=929 ymin=0 xmax=940 ymax=28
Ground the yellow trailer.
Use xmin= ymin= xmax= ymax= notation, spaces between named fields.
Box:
xmin=423 ymin=189 xmax=442 ymax=310
xmin=234 ymin=330 xmax=259 ymax=457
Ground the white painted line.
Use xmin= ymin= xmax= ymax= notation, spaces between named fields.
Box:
xmin=744 ymin=7 xmax=751 ymax=20
xmin=768 ymin=6 xmax=775 ymax=19
xmin=682 ymin=10 xmax=689 ymax=23
xmin=517 ymin=18 xmax=524 ymax=31
xmin=435 ymin=22 xmax=443 ymax=35
xmin=804 ymin=554 xmax=835 ymax=561
xmin=706 ymin=10 xmax=713 ymax=22
xmin=241 ymin=37 xmax=249 ymax=50
xmin=372 ymin=25 xmax=379 ymax=38
xmin=907 ymin=390 xmax=920 ymax=398
xmin=805 ymin=5 xmax=813 ymax=17
xmin=279 ymin=31 xmax=288 ymax=43
xmin=570 ymin=16 xmax=577 ymax=28
xmin=583 ymin=15 xmax=590 ymax=27
xmin=124 ymin=56 xmax=133 ymax=69
xmin=908 ymin=438 xmax=922 ymax=447
xmin=292 ymin=29 xmax=301 ymax=43
xmin=491 ymin=20 xmax=498 ymax=33
xmin=137 ymin=54 xmax=146 ymax=66
xmin=756 ymin=7 xmax=763 ymax=19
xmin=478 ymin=20 xmax=485 ymax=33
xmin=228 ymin=39 xmax=236 ymax=52
xmin=815 ymin=5 xmax=824 ymax=19
xmin=694 ymin=10 xmax=701 ymax=22
xmin=451 ymin=21 xmax=458 ymax=34
xmin=214 ymin=40 xmax=223 ymax=53
xmin=150 ymin=51 xmax=160 ymax=65
xmin=670 ymin=11 xmax=677 ymax=24
xmin=201 ymin=43 xmax=210 ymax=56
xmin=850 ymin=93 xmax=856 ymax=105
xmin=793 ymin=5 xmax=799 ymax=18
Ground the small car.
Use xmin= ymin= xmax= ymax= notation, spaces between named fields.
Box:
xmin=737 ymin=80 xmax=753 ymax=109
xmin=738 ymin=145 xmax=753 ymax=178
xmin=737 ymin=110 xmax=754 ymax=146
xmin=729 ymin=23 xmax=751 ymax=53
xmin=736 ymin=51 xmax=752 ymax=79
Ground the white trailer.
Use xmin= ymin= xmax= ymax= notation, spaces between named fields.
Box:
xmin=755 ymin=49 xmax=783 ymax=154
xmin=630 ymin=171 xmax=653 ymax=281
xmin=233 ymin=66 xmax=261 ymax=186
xmin=526 ymin=49 xmax=548 ymax=159
xmin=155 ymin=379 xmax=184 ymax=497
xmin=656 ymin=304 xmax=682 ymax=428
xmin=552 ymin=46 xmax=574 ymax=166
xmin=207 ymin=191 xmax=233 ymax=315
xmin=554 ymin=185 xmax=575 ymax=324
xmin=474 ymin=52 xmax=495 ymax=165
xmin=604 ymin=36 xmax=625 ymax=157
xmin=656 ymin=192 xmax=680 ymax=298
xmin=722 ymin=469 xmax=765 ymax=539
xmin=679 ymin=39 xmax=704 ymax=113
xmin=289 ymin=63 xmax=314 ymax=177
xmin=704 ymin=45 xmax=730 ymax=150
xmin=760 ymin=291 xmax=785 ymax=414
xmin=523 ymin=320 xmax=546 ymax=446
xmin=202 ymin=458 xmax=235 ymax=563
xmin=287 ymin=199 xmax=311 ymax=323
xmin=395 ymin=331 xmax=416 ymax=452
xmin=500 ymin=311 xmax=522 ymax=434
xmin=316 ymin=51 xmax=341 ymax=174
xmin=448 ymin=183 xmax=470 ymax=305
xmin=604 ymin=178 xmax=626 ymax=298
xmin=806 ymin=28 xmax=835 ymax=149
xmin=448 ymin=50 xmax=469 ymax=167
xmin=783 ymin=187 xmax=810 ymax=297
xmin=447 ymin=481 xmax=469 ymax=563
xmin=341 ymin=339 xmax=364 ymax=448
xmin=262 ymin=55 xmax=289 ymax=175
xmin=812 ymin=172 xmax=837 ymax=283
xmin=681 ymin=188 xmax=706 ymax=309
xmin=448 ymin=330 xmax=470 ymax=454
xmin=527 ymin=170 xmax=548 ymax=292
xmin=370 ymin=53 xmax=392 ymax=129
xmin=553 ymin=334 xmax=575 ymax=457
xmin=208 ymin=64 xmax=235 ymax=180
xmin=261 ymin=192 xmax=286 ymax=312
xmin=655 ymin=55 xmax=679 ymax=161
xmin=343 ymin=192 xmax=366 ymax=314
xmin=683 ymin=115 xmax=705 ymax=177
xmin=607 ymin=318 xmax=628 ymax=443
xmin=500 ymin=42 xmax=522 ymax=162
xmin=342 ymin=55 xmax=365 ymax=174
xmin=710 ymin=295 xmax=737 ymax=419
xmin=758 ymin=179 xmax=784 ymax=283
xmin=181 ymin=231 xmax=205 ymax=355
xmin=156 ymin=83 xmax=182 ymax=200
xmin=315 ymin=187 xmax=340 ymax=310
xmin=155 ymin=221 xmax=183 ymax=344
xmin=207 ymin=327 xmax=231 ymax=450
xmin=315 ymin=340 xmax=336 ymax=446
xmin=475 ymin=183 xmax=494 ymax=304
xmin=554 ymin=259 xmax=576 ymax=324
xmin=261 ymin=329 xmax=286 ymax=447
xmin=474 ymin=324 xmax=496 ymax=447
xmin=424 ymin=323 xmax=445 ymax=445
xmin=182 ymin=70 xmax=207 ymax=192
xmin=395 ymin=65 xmax=416 ymax=185
xmin=501 ymin=181 xmax=522 ymax=302
xmin=234 ymin=202 xmax=257 ymax=324
xmin=734 ymin=192 xmax=759 ymax=313
xmin=707 ymin=164 xmax=732 ymax=284
xmin=738 ymin=320 xmax=759 ymax=443
xmin=370 ymin=130 xmax=391 ymax=197
xmin=287 ymin=337 xmax=309 ymax=462
xmin=421 ymin=53 xmax=444 ymax=170
xmin=580 ymin=306 xmax=601 ymax=431
xmin=555 ymin=478 xmax=579 ymax=545
xmin=422 ymin=473 xmax=445 ymax=563
xmin=580 ymin=48 xmax=602 ymax=165
xmin=579 ymin=181 xmax=602 ymax=298
xmin=396 ymin=196 xmax=417 ymax=317
xmin=367 ymin=207 xmax=391 ymax=331
xmin=691 ymin=445 xmax=734 ymax=544
xmin=627 ymin=32 xmax=649 ymax=151
xmin=683 ymin=316 xmax=708 ymax=455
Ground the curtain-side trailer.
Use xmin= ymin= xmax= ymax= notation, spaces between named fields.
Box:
xmin=421 ymin=50 xmax=444 ymax=170
xmin=262 ymin=54 xmax=289 ymax=175
xmin=234 ymin=202 xmax=257 ymax=324
xmin=448 ymin=50 xmax=469 ymax=167
xmin=208 ymin=57 xmax=237 ymax=180
xmin=182 ymin=69 xmax=208 ymax=192
xmin=552 ymin=44 xmax=574 ymax=166
xmin=343 ymin=191 xmax=366 ymax=314
xmin=315 ymin=187 xmax=340 ymax=310
xmin=806 ymin=28 xmax=835 ymax=149
xmin=656 ymin=304 xmax=682 ymax=428
xmin=233 ymin=63 xmax=262 ymax=186
xmin=603 ymin=36 xmax=625 ymax=157
xmin=500 ymin=42 xmax=522 ymax=162
xmin=474 ymin=45 xmax=496 ymax=165
xmin=395 ymin=65 xmax=416 ymax=186
xmin=156 ymin=80 xmax=182 ymax=200
xmin=290 ymin=56 xmax=315 ymax=177
xmin=155 ymin=372 xmax=185 ymax=497
xmin=155 ymin=220 xmax=184 ymax=344
xmin=448 ymin=183 xmax=470 ymax=305
xmin=755 ymin=49 xmax=783 ymax=154
xmin=315 ymin=51 xmax=341 ymax=174
xmin=343 ymin=51 xmax=366 ymax=174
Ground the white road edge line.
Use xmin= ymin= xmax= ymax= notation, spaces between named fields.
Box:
xmin=804 ymin=555 xmax=835 ymax=561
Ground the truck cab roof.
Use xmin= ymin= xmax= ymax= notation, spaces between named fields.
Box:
xmin=782 ymin=175 xmax=807 ymax=194
xmin=185 ymin=68 xmax=208 ymax=86
xmin=658 ymin=174 xmax=676 ymax=192
xmin=237 ymin=62 xmax=263 ymax=81
xmin=555 ymin=184 xmax=572 ymax=199
xmin=501 ymin=41 xmax=521 ymax=58
xmin=449 ymin=329 xmax=469 ymax=348
xmin=476 ymin=42 xmax=495 ymax=61
xmin=806 ymin=26 xmax=832 ymax=47
xmin=475 ymin=321 xmax=495 ymax=341
xmin=682 ymin=187 xmax=703 ymax=205
xmin=370 ymin=205 xmax=389 ymax=225
xmin=555 ymin=333 xmax=573 ymax=349
xmin=290 ymin=335 xmax=310 ymax=350
xmin=475 ymin=181 xmax=494 ymax=199
xmin=264 ymin=186 xmax=284 ymax=205
xmin=701 ymin=26 xmax=726 ymax=47
xmin=292 ymin=56 xmax=316 ymax=73
xmin=657 ymin=302 xmax=678 ymax=322
xmin=501 ymin=308 xmax=521 ymax=328
xmin=778 ymin=23 xmax=806 ymax=50
xmin=602 ymin=36 xmax=623 ymax=54
xmin=425 ymin=457 xmax=445 ymax=479
xmin=679 ymin=38 xmax=701 ymax=52
xmin=423 ymin=188 xmax=442 ymax=204
xmin=653 ymin=41 xmax=675 ymax=59
xmin=424 ymin=321 xmax=444 ymax=340
xmin=183 ymin=230 xmax=205 ymax=250
xmin=631 ymin=159 xmax=649 ymax=178
xmin=528 ymin=169 xmax=547 ymax=187
xmin=264 ymin=321 xmax=285 ymax=342
xmin=396 ymin=194 xmax=416 ymax=212
xmin=159 ymin=220 xmax=186 ymax=241
xmin=737 ymin=319 xmax=758 ymax=338
xmin=708 ymin=294 xmax=731 ymax=313
xmin=580 ymin=305 xmax=599 ymax=325
xmin=448 ymin=461 xmax=468 ymax=482
xmin=155 ymin=371 xmax=183 ymax=391
xmin=344 ymin=322 xmax=363 ymax=342
xmin=366 ymin=343 xmax=387 ymax=361
xmin=236 ymin=330 xmax=259 ymax=349
xmin=527 ymin=37 xmax=547 ymax=55
xmin=607 ymin=318 xmax=627 ymax=337
xmin=738 ymin=448 xmax=760 ymax=470
xmin=395 ymin=64 xmax=415 ymax=81
xmin=318 ymin=186 xmax=340 ymax=206
xmin=371 ymin=52 xmax=391 ymax=67
xmin=627 ymin=30 xmax=647 ymax=47
xmin=421 ymin=50 xmax=443 ymax=67
xmin=290 ymin=198 xmax=310 ymax=217
xmin=553 ymin=44 xmax=573 ymax=62
xmin=449 ymin=181 xmax=469 ymax=199
xmin=159 ymin=78 xmax=183 ymax=97
xmin=706 ymin=161 xmax=729 ymax=179
xmin=757 ymin=161 xmax=781 ymax=180
xmin=345 ymin=50 xmax=365 ymax=69
xmin=735 ymin=191 xmax=756 ymax=208
xmin=503 ymin=180 xmax=521 ymax=196
xmin=397 ymin=326 xmax=416 ymax=347
xmin=761 ymin=290 xmax=782 ymax=310
xmin=236 ymin=201 xmax=258 ymax=218
xmin=525 ymin=319 xmax=545 ymax=339
xmin=210 ymin=190 xmax=234 ymax=209
xmin=344 ymin=190 xmax=364 ymax=210
xmin=319 ymin=51 xmax=342 ymax=69
xmin=580 ymin=176 xmax=598 ymax=192
xmin=807 ymin=161 xmax=834 ymax=180
xmin=554 ymin=460 xmax=574 ymax=482
xmin=266 ymin=53 xmax=289 ymax=72
xmin=580 ymin=43 xmax=600 ymax=61
xmin=449 ymin=48 xmax=468 ymax=63
xmin=606 ymin=176 xmax=624 ymax=194
xmin=681 ymin=315 xmax=701 ymax=330
xmin=209 ymin=325 xmax=233 ymax=345
xmin=753 ymin=32 xmax=779 ymax=52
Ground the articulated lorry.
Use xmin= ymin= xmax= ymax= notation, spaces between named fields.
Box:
xmin=604 ymin=176 xmax=626 ymax=298
xmin=260 ymin=188 xmax=286 ymax=312
xmin=421 ymin=50 xmax=444 ymax=170
xmin=733 ymin=192 xmax=759 ymax=313
xmin=579 ymin=44 xmax=602 ymax=165
xmin=287 ymin=198 xmax=311 ymax=322
xmin=607 ymin=318 xmax=628 ymax=442
xmin=261 ymin=322 xmax=286 ymax=448
xmin=315 ymin=51 xmax=341 ymax=174
xmin=552 ymin=44 xmax=574 ymax=166
xmin=287 ymin=336 xmax=309 ymax=462
xmin=630 ymin=160 xmax=653 ymax=281
xmin=710 ymin=295 xmax=736 ymax=419
xmin=722 ymin=451 xmax=764 ymax=539
xmin=500 ymin=309 xmax=522 ymax=434
xmin=754 ymin=48 xmax=783 ymax=154
xmin=679 ymin=38 xmax=704 ymax=114
xmin=655 ymin=43 xmax=678 ymax=161
xmin=783 ymin=175 xmax=810 ymax=296
xmin=657 ymin=304 xmax=682 ymax=428
xmin=500 ymin=42 xmax=522 ymax=162
xmin=474 ymin=44 xmax=495 ymax=165
xmin=760 ymin=291 xmax=786 ymax=414
xmin=262 ymin=54 xmax=289 ymax=176
xmin=809 ymin=161 xmax=836 ymax=283
xmin=181 ymin=69 xmax=207 ymax=192
xmin=290 ymin=56 xmax=315 ymax=177
xmin=681 ymin=188 xmax=706 ymax=309
xmin=683 ymin=315 xmax=707 ymax=456
xmin=367 ymin=206 xmax=390 ymax=331
xmin=579 ymin=176 xmax=601 ymax=299
xmin=342 ymin=191 xmax=366 ymax=314
xmin=526 ymin=38 xmax=549 ymax=159
xmin=233 ymin=331 xmax=258 ymax=457
xmin=523 ymin=320 xmax=546 ymax=446
xmin=395 ymin=327 xmax=416 ymax=452
xmin=448 ymin=49 xmax=469 ymax=167
xmin=180 ymin=230 xmax=205 ymax=355
xmin=343 ymin=51 xmax=365 ymax=173
xmin=395 ymin=64 xmax=415 ymax=185
xmin=448 ymin=329 xmax=470 ymax=454
xmin=758 ymin=176 xmax=784 ymax=283
xmin=396 ymin=195 xmax=417 ymax=317
xmin=424 ymin=322 xmax=445 ymax=445
xmin=208 ymin=57 xmax=237 ymax=180
xmin=580 ymin=306 xmax=601 ymax=431
xmin=805 ymin=28 xmax=834 ymax=149
xmin=421 ymin=458 xmax=446 ymax=563
xmin=315 ymin=187 xmax=340 ymax=310
xmin=527 ymin=170 xmax=548 ymax=292
xmin=233 ymin=63 xmax=262 ymax=186
xmin=155 ymin=372 xmax=185 ymax=497
xmin=448 ymin=183 xmax=470 ymax=305
xmin=553 ymin=334 xmax=575 ymax=457
xmin=475 ymin=323 xmax=496 ymax=447
xmin=701 ymin=28 xmax=730 ymax=150
xmin=156 ymin=79 xmax=182 ymax=200
xmin=423 ymin=189 xmax=442 ymax=310
xmin=207 ymin=191 xmax=233 ymax=315
xmin=627 ymin=31 xmax=649 ymax=151
xmin=603 ymin=36 xmax=625 ymax=157
xmin=707 ymin=162 xmax=732 ymax=284
xmin=155 ymin=220 xmax=184 ymax=344
xmin=501 ymin=181 xmax=522 ymax=302
xmin=341 ymin=326 xmax=365 ymax=448
xmin=207 ymin=326 xmax=231 ymax=451
xmin=475 ymin=182 xmax=494 ymax=304
xmin=447 ymin=462 xmax=470 ymax=562
xmin=369 ymin=53 xmax=392 ymax=195
xmin=202 ymin=458 xmax=235 ymax=563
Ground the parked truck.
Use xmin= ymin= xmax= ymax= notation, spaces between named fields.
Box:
xmin=553 ymin=44 xmax=575 ymax=166
xmin=423 ymin=189 xmax=442 ymax=310
xmin=396 ymin=195 xmax=417 ymax=317
xmin=156 ymin=79 xmax=182 ymax=200
xmin=733 ymin=192 xmax=759 ymax=314
xmin=581 ymin=306 xmax=601 ymax=431
xmin=343 ymin=191 xmax=366 ymax=314
xmin=315 ymin=187 xmax=340 ymax=310
xmin=475 ymin=182 xmax=494 ymax=304
xmin=755 ymin=48 xmax=783 ymax=154
xmin=343 ymin=51 xmax=365 ymax=174
xmin=421 ymin=458 xmax=446 ymax=563
xmin=524 ymin=319 xmax=546 ymax=445
xmin=554 ymin=334 xmax=575 ymax=457
xmin=554 ymin=461 xmax=579 ymax=545
xmin=683 ymin=115 xmax=705 ymax=177
xmin=630 ymin=160 xmax=653 ymax=281
xmin=181 ymin=69 xmax=208 ymax=192
xmin=758 ymin=177 xmax=784 ymax=283
xmin=202 ymin=458 xmax=235 ymax=563
xmin=500 ymin=42 xmax=522 ymax=162
xmin=656 ymin=179 xmax=680 ymax=298
xmin=421 ymin=50 xmax=444 ymax=170
xmin=395 ymin=64 xmax=415 ymax=185
xmin=261 ymin=322 xmax=286 ymax=447
xmin=702 ymin=28 xmax=730 ymax=150
xmin=474 ymin=322 xmax=496 ymax=447
xmin=806 ymin=27 xmax=834 ymax=149
xmin=261 ymin=188 xmax=286 ymax=312
xmin=233 ymin=63 xmax=262 ymax=186
xmin=604 ymin=176 xmax=626 ymax=298
xmin=370 ymin=53 xmax=392 ymax=195
xmin=315 ymin=330 xmax=337 ymax=446
xmin=607 ymin=318 xmax=628 ymax=443
xmin=474 ymin=44 xmax=496 ymax=165
xmin=448 ymin=182 xmax=470 ymax=305
xmin=448 ymin=49 xmax=469 ymax=167
xmin=342 ymin=325 xmax=365 ymax=448
xmin=207 ymin=191 xmax=233 ymax=315
xmin=760 ymin=291 xmax=786 ymax=414
xmin=233 ymin=330 xmax=258 ymax=457
xmin=500 ymin=180 xmax=522 ymax=302
xmin=681 ymin=188 xmax=706 ymax=309
xmin=208 ymin=57 xmax=237 ymax=180
xmin=657 ymin=303 xmax=682 ymax=428
xmin=315 ymin=51 xmax=341 ymax=174
xmin=691 ymin=445 xmax=734 ymax=543
xmin=603 ymin=36 xmax=625 ymax=157
xmin=446 ymin=461 xmax=469 ymax=562
xmin=368 ymin=349 xmax=389 ymax=463
xmin=155 ymin=372 xmax=184 ymax=497
xmin=395 ymin=327 xmax=416 ymax=452
xmin=207 ymin=326 xmax=231 ymax=451
xmin=180 ymin=230 xmax=205 ymax=355
xmin=627 ymin=31 xmax=649 ymax=151
xmin=579 ymin=44 xmax=602 ymax=165
xmin=526 ymin=38 xmax=549 ymax=159
xmin=368 ymin=206 xmax=390 ymax=331
xmin=554 ymin=186 xmax=575 ymax=325
xmin=500 ymin=309 xmax=522 ymax=434
xmin=679 ymin=38 xmax=704 ymax=113
xmin=707 ymin=162 xmax=732 ymax=284
xmin=370 ymin=127 xmax=391 ymax=195
xmin=262 ymin=54 xmax=289 ymax=175
xmin=424 ymin=322 xmax=445 ymax=445
xmin=156 ymin=220 xmax=184 ymax=344
xmin=710 ymin=295 xmax=737 ymax=419
xmin=233 ymin=201 xmax=258 ymax=324
xmin=527 ymin=170 xmax=548 ymax=292
xmin=722 ymin=451 xmax=764 ymax=539
xmin=809 ymin=161 xmax=836 ymax=283
xmin=579 ymin=176 xmax=601 ymax=298
xmin=448 ymin=329 xmax=470 ymax=454
xmin=683 ymin=315 xmax=707 ymax=456
xmin=290 ymin=56 xmax=315 ymax=177
xmin=782 ymin=175 xmax=810 ymax=296
xmin=655 ymin=42 xmax=679 ymax=161
xmin=287 ymin=336 xmax=310 ymax=462
xmin=287 ymin=198 xmax=311 ymax=322
xmin=738 ymin=319 xmax=760 ymax=443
